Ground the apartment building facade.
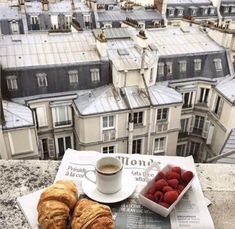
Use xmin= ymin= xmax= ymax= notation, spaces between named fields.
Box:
xmin=0 ymin=26 xmax=235 ymax=162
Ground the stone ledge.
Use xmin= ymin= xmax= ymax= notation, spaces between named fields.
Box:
xmin=0 ymin=160 xmax=234 ymax=229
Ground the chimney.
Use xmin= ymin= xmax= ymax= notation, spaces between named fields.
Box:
xmin=71 ymin=0 xmax=75 ymax=10
xmin=90 ymin=0 xmax=97 ymax=12
xmin=96 ymin=28 xmax=108 ymax=59
xmin=18 ymin=0 xmax=25 ymax=13
xmin=135 ymin=30 xmax=148 ymax=49
xmin=154 ymin=0 xmax=167 ymax=14
xmin=41 ymin=0 xmax=49 ymax=11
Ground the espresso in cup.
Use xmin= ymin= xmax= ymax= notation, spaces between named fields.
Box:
xmin=85 ymin=156 xmax=123 ymax=194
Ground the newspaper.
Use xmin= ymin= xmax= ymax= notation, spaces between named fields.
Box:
xmin=54 ymin=149 xmax=215 ymax=229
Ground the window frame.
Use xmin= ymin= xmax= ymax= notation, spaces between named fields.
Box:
xmin=179 ymin=60 xmax=187 ymax=73
xmin=52 ymin=106 xmax=72 ymax=128
xmin=90 ymin=68 xmax=100 ymax=83
xmin=166 ymin=62 xmax=172 ymax=75
xmin=214 ymin=58 xmax=222 ymax=71
xmin=194 ymin=59 xmax=202 ymax=71
xmin=6 ymin=75 xmax=18 ymax=91
xmin=102 ymin=115 xmax=114 ymax=130
xmin=36 ymin=73 xmax=48 ymax=87
xmin=157 ymin=62 xmax=164 ymax=77
xmin=68 ymin=70 xmax=79 ymax=85
xmin=156 ymin=108 xmax=169 ymax=122
xmin=102 ymin=145 xmax=115 ymax=154
xmin=199 ymin=87 xmax=210 ymax=104
xmin=154 ymin=137 xmax=166 ymax=153
xmin=182 ymin=91 xmax=193 ymax=108
xmin=10 ymin=20 xmax=19 ymax=34
xmin=132 ymin=139 xmax=142 ymax=154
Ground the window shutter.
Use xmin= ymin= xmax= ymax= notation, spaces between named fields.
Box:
xmin=38 ymin=140 xmax=43 ymax=159
xmin=202 ymin=120 xmax=210 ymax=139
xmin=217 ymin=99 xmax=224 ymax=117
xmin=206 ymin=125 xmax=215 ymax=145
xmin=48 ymin=138 xmax=56 ymax=159
xmin=189 ymin=116 xmax=195 ymax=132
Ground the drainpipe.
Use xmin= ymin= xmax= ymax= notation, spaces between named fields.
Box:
xmin=140 ymin=48 xmax=154 ymax=155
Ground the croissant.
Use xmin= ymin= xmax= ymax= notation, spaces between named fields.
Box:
xmin=37 ymin=180 xmax=79 ymax=229
xmin=71 ymin=199 xmax=115 ymax=229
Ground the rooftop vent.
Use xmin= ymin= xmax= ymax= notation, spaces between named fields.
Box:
xmin=117 ymin=49 xmax=129 ymax=56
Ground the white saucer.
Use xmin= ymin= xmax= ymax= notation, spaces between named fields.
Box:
xmin=82 ymin=170 xmax=136 ymax=204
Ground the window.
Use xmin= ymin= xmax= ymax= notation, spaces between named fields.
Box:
xmin=90 ymin=69 xmax=100 ymax=83
xmin=214 ymin=59 xmax=222 ymax=71
xmin=176 ymin=144 xmax=187 ymax=156
xmin=36 ymin=73 xmax=47 ymax=87
xmin=224 ymin=7 xmax=229 ymax=14
xmin=51 ymin=15 xmax=58 ymax=29
xmin=193 ymin=115 xmax=205 ymax=135
xmin=194 ymin=59 xmax=201 ymax=71
xmin=57 ymin=136 xmax=72 ymax=157
xmin=68 ymin=70 xmax=78 ymax=85
xmin=154 ymin=137 xmax=166 ymax=152
xmin=189 ymin=141 xmax=200 ymax=162
xmin=182 ymin=92 xmax=193 ymax=108
xmin=103 ymin=115 xmax=114 ymax=129
xmin=104 ymin=23 xmax=112 ymax=28
xmin=31 ymin=16 xmax=39 ymax=25
xmin=177 ymin=9 xmax=183 ymax=16
xmin=6 ymin=75 xmax=18 ymax=90
xmin=138 ymin=23 xmax=145 ymax=29
xmin=132 ymin=139 xmax=142 ymax=154
xmin=158 ymin=62 xmax=164 ymax=76
xmin=53 ymin=106 xmax=72 ymax=127
xmin=199 ymin=88 xmax=209 ymax=104
xmin=84 ymin=14 xmax=91 ymax=27
xmin=10 ymin=20 xmax=19 ymax=34
xmin=102 ymin=146 xmax=115 ymax=154
xmin=168 ymin=8 xmax=175 ymax=16
xmin=149 ymin=68 xmax=154 ymax=83
xmin=157 ymin=108 xmax=168 ymax=122
xmin=231 ymin=7 xmax=235 ymax=13
xmin=214 ymin=95 xmax=223 ymax=116
xmin=35 ymin=106 xmax=47 ymax=127
xmin=179 ymin=61 xmax=187 ymax=73
xmin=210 ymin=7 xmax=215 ymax=15
xmin=203 ymin=8 xmax=208 ymax=15
xmin=65 ymin=15 xmax=72 ymax=27
xmin=129 ymin=112 xmax=144 ymax=125
xmin=180 ymin=118 xmax=189 ymax=134
xmin=166 ymin=62 xmax=172 ymax=75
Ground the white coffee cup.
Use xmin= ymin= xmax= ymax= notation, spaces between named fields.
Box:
xmin=85 ymin=156 xmax=123 ymax=194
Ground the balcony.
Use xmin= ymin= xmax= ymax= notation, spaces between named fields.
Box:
xmin=0 ymin=159 xmax=233 ymax=229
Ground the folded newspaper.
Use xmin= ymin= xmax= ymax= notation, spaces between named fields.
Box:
xmin=17 ymin=149 xmax=215 ymax=229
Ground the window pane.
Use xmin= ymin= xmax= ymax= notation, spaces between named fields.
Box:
xmin=58 ymin=138 xmax=64 ymax=157
xmin=103 ymin=117 xmax=108 ymax=128
xmin=109 ymin=116 xmax=114 ymax=127
xmin=65 ymin=136 xmax=71 ymax=149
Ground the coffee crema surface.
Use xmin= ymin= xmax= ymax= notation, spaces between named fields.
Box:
xmin=98 ymin=165 xmax=120 ymax=174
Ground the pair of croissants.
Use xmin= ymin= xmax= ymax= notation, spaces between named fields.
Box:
xmin=37 ymin=180 xmax=115 ymax=229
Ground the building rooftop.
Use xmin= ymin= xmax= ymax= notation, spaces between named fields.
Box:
xmin=216 ymin=77 xmax=235 ymax=104
xmin=167 ymin=0 xmax=212 ymax=4
xmin=24 ymin=0 xmax=90 ymax=14
xmin=0 ymin=32 xmax=99 ymax=69
xmin=0 ymin=2 xmax=20 ymax=20
xmin=2 ymin=100 xmax=34 ymax=129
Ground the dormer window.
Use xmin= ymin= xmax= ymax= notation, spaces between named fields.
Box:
xmin=168 ymin=7 xmax=175 ymax=17
xmin=176 ymin=7 xmax=184 ymax=16
xmin=231 ymin=6 xmax=235 ymax=13
xmin=158 ymin=62 xmax=164 ymax=76
xmin=31 ymin=16 xmax=39 ymax=25
xmin=138 ymin=22 xmax=145 ymax=29
xmin=108 ymin=5 xmax=114 ymax=10
xmin=209 ymin=7 xmax=215 ymax=15
xmin=166 ymin=62 xmax=172 ymax=75
xmin=68 ymin=70 xmax=78 ymax=85
xmin=194 ymin=59 xmax=201 ymax=71
xmin=203 ymin=8 xmax=208 ymax=15
xmin=104 ymin=23 xmax=112 ymax=28
xmin=6 ymin=75 xmax=18 ymax=91
xmin=214 ymin=59 xmax=222 ymax=71
xmin=223 ymin=6 xmax=229 ymax=14
xmin=10 ymin=20 xmax=19 ymax=34
xmin=190 ymin=7 xmax=197 ymax=16
xmin=36 ymin=73 xmax=48 ymax=87
xmin=90 ymin=69 xmax=100 ymax=83
xmin=179 ymin=60 xmax=187 ymax=73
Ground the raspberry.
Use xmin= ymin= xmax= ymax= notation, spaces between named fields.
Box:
xmin=155 ymin=179 xmax=168 ymax=190
xmin=171 ymin=166 xmax=181 ymax=174
xmin=167 ymin=179 xmax=179 ymax=189
xmin=145 ymin=193 xmax=154 ymax=202
xmin=155 ymin=172 xmax=165 ymax=181
xmin=147 ymin=187 xmax=156 ymax=195
xmin=166 ymin=171 xmax=181 ymax=180
xmin=178 ymin=184 xmax=185 ymax=192
xmin=159 ymin=202 xmax=170 ymax=208
xmin=181 ymin=171 xmax=193 ymax=184
xmin=164 ymin=191 xmax=179 ymax=204
xmin=154 ymin=191 xmax=163 ymax=203
xmin=162 ymin=185 xmax=173 ymax=193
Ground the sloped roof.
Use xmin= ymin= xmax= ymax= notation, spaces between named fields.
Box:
xmin=2 ymin=100 xmax=34 ymax=129
xmin=216 ymin=77 xmax=235 ymax=104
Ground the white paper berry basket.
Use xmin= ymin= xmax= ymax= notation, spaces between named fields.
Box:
xmin=138 ymin=162 xmax=195 ymax=217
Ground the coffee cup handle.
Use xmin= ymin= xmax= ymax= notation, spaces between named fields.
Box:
xmin=84 ymin=170 xmax=96 ymax=184
xmin=144 ymin=162 xmax=160 ymax=183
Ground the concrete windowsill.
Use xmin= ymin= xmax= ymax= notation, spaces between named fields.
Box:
xmin=0 ymin=160 xmax=234 ymax=229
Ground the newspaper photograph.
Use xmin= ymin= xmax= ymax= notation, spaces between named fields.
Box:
xmin=54 ymin=149 xmax=215 ymax=229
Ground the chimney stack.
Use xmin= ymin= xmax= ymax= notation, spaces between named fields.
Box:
xmin=42 ymin=0 xmax=49 ymax=11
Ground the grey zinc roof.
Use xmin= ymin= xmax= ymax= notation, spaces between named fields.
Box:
xmin=167 ymin=0 xmax=211 ymax=4
xmin=216 ymin=77 xmax=235 ymax=104
xmin=74 ymin=85 xmax=128 ymax=115
xmin=149 ymin=84 xmax=182 ymax=105
xmin=216 ymin=129 xmax=235 ymax=164
xmin=25 ymin=0 xmax=89 ymax=14
xmin=145 ymin=27 xmax=224 ymax=57
xmin=2 ymin=100 xmax=34 ymax=129
xmin=0 ymin=2 xmax=20 ymax=20
xmin=93 ymin=28 xmax=131 ymax=39
xmin=96 ymin=8 xmax=162 ymax=22
xmin=0 ymin=32 xmax=100 ymax=69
